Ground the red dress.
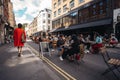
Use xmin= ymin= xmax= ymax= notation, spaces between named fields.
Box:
xmin=13 ymin=28 xmax=26 ymax=47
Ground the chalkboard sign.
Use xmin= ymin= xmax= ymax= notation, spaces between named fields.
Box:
xmin=39 ymin=42 xmax=50 ymax=56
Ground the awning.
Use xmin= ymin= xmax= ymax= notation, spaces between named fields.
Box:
xmin=53 ymin=18 xmax=112 ymax=32
xmin=54 ymin=27 xmax=66 ymax=32
xmin=68 ymin=18 xmax=112 ymax=30
xmin=49 ymin=28 xmax=57 ymax=32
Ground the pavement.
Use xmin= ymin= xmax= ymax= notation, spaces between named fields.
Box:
xmin=27 ymin=40 xmax=120 ymax=80
xmin=0 ymin=43 xmax=63 ymax=80
xmin=0 ymin=41 xmax=120 ymax=80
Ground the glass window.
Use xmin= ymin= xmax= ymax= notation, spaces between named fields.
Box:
xmin=48 ymin=20 xmax=50 ymax=24
xmin=99 ymin=1 xmax=105 ymax=15
xmin=63 ymin=4 xmax=67 ymax=12
xmin=43 ymin=25 xmax=45 ymax=31
xmin=43 ymin=13 xmax=45 ymax=17
xmin=70 ymin=12 xmax=78 ymax=25
xmin=79 ymin=0 xmax=84 ymax=3
xmin=43 ymin=20 xmax=45 ymax=23
xmin=93 ymin=4 xmax=96 ymax=8
xmin=48 ymin=14 xmax=50 ymax=18
xmin=58 ymin=0 xmax=61 ymax=6
xmin=58 ymin=8 xmax=61 ymax=15
xmin=63 ymin=0 xmax=67 ymax=2
xmin=100 ymin=10 xmax=103 ymax=14
xmin=54 ymin=11 xmax=56 ymax=17
xmin=52 ymin=21 xmax=56 ymax=28
xmin=48 ymin=26 xmax=50 ymax=30
xmin=79 ymin=12 xmax=81 ymax=16
xmin=93 ymin=10 xmax=96 ymax=15
xmin=54 ymin=3 xmax=56 ymax=8
xmin=99 ymin=2 xmax=103 ymax=6
xmin=70 ymin=0 xmax=74 ymax=8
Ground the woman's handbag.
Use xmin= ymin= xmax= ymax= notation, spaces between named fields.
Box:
xmin=21 ymin=32 xmax=26 ymax=43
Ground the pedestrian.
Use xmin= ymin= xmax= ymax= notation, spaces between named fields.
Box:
xmin=13 ymin=23 xmax=26 ymax=57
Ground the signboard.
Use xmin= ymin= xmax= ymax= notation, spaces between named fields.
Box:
xmin=39 ymin=42 xmax=50 ymax=56
xmin=117 ymin=15 xmax=120 ymax=22
xmin=113 ymin=8 xmax=120 ymax=22
xmin=113 ymin=8 xmax=120 ymax=33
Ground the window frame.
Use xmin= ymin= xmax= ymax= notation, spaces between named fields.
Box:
xmin=70 ymin=0 xmax=74 ymax=8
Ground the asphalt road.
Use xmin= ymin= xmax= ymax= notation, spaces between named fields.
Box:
xmin=0 ymin=43 xmax=64 ymax=80
xmin=27 ymin=40 xmax=120 ymax=80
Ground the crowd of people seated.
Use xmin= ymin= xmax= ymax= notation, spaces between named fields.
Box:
xmin=32 ymin=32 xmax=119 ymax=61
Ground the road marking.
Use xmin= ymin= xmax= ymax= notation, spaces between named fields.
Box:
xmin=26 ymin=44 xmax=76 ymax=80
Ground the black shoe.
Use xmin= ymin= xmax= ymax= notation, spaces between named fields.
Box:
xmin=18 ymin=53 xmax=21 ymax=57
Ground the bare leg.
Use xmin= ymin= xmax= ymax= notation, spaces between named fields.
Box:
xmin=17 ymin=46 xmax=22 ymax=57
xmin=17 ymin=47 xmax=20 ymax=53
xmin=19 ymin=46 xmax=22 ymax=54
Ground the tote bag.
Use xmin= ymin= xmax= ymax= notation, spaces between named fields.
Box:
xmin=21 ymin=32 xmax=26 ymax=43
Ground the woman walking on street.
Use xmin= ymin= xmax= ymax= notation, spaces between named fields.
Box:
xmin=13 ymin=23 xmax=26 ymax=57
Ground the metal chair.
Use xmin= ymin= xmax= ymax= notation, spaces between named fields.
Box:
xmin=100 ymin=47 xmax=120 ymax=80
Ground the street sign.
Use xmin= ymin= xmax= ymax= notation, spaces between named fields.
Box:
xmin=117 ymin=15 xmax=120 ymax=22
xmin=39 ymin=42 xmax=50 ymax=57
xmin=113 ymin=8 xmax=120 ymax=23
xmin=113 ymin=8 xmax=120 ymax=33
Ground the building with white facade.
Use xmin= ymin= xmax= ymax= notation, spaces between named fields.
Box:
xmin=37 ymin=8 xmax=52 ymax=32
xmin=27 ymin=8 xmax=52 ymax=37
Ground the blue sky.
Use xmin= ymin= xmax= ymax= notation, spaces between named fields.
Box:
xmin=11 ymin=0 xmax=51 ymax=24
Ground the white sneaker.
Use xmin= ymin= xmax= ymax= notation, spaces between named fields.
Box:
xmin=84 ymin=50 xmax=90 ymax=54
xmin=59 ymin=56 xmax=63 ymax=61
xmin=21 ymin=54 xmax=23 ymax=57
xmin=51 ymin=49 xmax=55 ymax=51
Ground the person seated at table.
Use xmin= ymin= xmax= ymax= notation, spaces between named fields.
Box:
xmin=57 ymin=34 xmax=65 ymax=61
xmin=109 ymin=34 xmax=118 ymax=47
xmin=91 ymin=33 xmax=103 ymax=54
xmin=67 ymin=34 xmax=80 ymax=61
xmin=84 ymin=34 xmax=91 ymax=53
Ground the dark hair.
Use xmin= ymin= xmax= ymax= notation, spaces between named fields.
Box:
xmin=18 ymin=23 xmax=22 ymax=28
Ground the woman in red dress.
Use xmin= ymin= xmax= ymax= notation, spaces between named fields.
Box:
xmin=13 ymin=23 xmax=26 ymax=57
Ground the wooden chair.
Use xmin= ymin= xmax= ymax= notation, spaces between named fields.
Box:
xmin=52 ymin=40 xmax=57 ymax=49
xmin=100 ymin=47 xmax=120 ymax=80
xmin=79 ymin=43 xmax=85 ymax=60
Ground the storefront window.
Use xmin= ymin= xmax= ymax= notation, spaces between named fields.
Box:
xmin=69 ymin=12 xmax=78 ymax=25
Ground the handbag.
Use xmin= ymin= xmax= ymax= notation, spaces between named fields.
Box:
xmin=21 ymin=32 xmax=26 ymax=43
